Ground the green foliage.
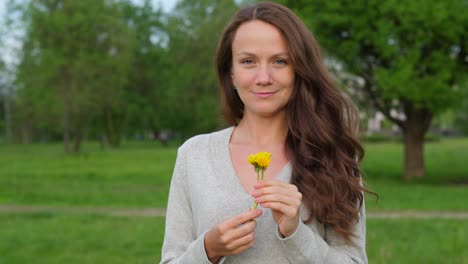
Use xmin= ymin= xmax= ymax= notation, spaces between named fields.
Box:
xmin=281 ymin=0 xmax=467 ymax=114
xmin=119 ymin=1 xmax=168 ymax=138
xmin=14 ymin=0 xmax=134 ymax=148
xmin=280 ymin=0 xmax=468 ymax=178
xmin=4 ymin=0 xmax=242 ymax=145
xmin=455 ymin=80 xmax=468 ymax=135
xmin=160 ymin=0 xmax=238 ymax=137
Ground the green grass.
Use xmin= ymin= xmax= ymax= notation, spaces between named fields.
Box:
xmin=361 ymin=138 xmax=468 ymax=211
xmin=1 ymin=213 xmax=467 ymax=264
xmin=365 ymin=180 xmax=468 ymax=210
xmin=0 ymin=141 xmax=176 ymax=208
xmin=362 ymin=138 xmax=468 ymax=183
xmin=0 ymin=213 xmax=164 ymax=264
xmin=1 ymin=138 xmax=468 ymax=263
xmin=1 ymin=138 xmax=468 ymax=210
xmin=367 ymin=219 xmax=468 ymax=264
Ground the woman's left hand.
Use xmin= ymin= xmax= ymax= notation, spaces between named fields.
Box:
xmin=252 ymin=179 xmax=302 ymax=238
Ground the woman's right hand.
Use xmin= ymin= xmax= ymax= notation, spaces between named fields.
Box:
xmin=204 ymin=209 xmax=263 ymax=263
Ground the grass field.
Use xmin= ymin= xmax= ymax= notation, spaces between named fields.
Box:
xmin=1 ymin=139 xmax=468 ymax=210
xmin=0 ymin=141 xmax=176 ymax=208
xmin=0 ymin=213 xmax=467 ymax=263
xmin=1 ymin=138 xmax=468 ymax=263
xmin=0 ymin=213 xmax=164 ymax=264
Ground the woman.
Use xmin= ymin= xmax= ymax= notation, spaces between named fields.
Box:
xmin=161 ymin=2 xmax=372 ymax=263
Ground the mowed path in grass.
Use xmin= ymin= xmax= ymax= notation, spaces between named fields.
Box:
xmin=1 ymin=204 xmax=468 ymax=219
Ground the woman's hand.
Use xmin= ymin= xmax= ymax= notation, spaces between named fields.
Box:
xmin=204 ymin=209 xmax=263 ymax=263
xmin=252 ymin=180 xmax=302 ymax=238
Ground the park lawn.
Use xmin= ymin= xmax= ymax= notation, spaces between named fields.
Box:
xmin=1 ymin=139 xmax=467 ymax=263
xmin=0 ymin=138 xmax=467 ymax=210
xmin=0 ymin=213 xmax=164 ymax=264
xmin=367 ymin=218 xmax=468 ymax=264
xmin=361 ymin=138 xmax=468 ymax=211
xmin=361 ymin=137 xmax=468 ymax=184
xmin=0 ymin=213 xmax=467 ymax=264
xmin=0 ymin=141 xmax=176 ymax=208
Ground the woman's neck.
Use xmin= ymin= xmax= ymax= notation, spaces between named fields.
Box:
xmin=232 ymin=112 xmax=288 ymax=147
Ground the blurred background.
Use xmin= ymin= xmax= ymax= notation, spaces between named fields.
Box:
xmin=0 ymin=0 xmax=467 ymax=263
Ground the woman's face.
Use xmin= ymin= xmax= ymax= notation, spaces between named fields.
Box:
xmin=231 ymin=20 xmax=295 ymax=118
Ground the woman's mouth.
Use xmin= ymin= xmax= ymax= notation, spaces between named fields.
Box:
xmin=253 ymin=91 xmax=276 ymax=98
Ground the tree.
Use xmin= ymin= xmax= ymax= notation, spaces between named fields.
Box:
xmin=0 ymin=0 xmax=22 ymax=144
xmin=455 ymin=81 xmax=468 ymax=135
xmin=281 ymin=0 xmax=468 ymax=180
xmin=161 ymin=0 xmax=239 ymax=138
xmin=16 ymin=0 xmax=133 ymax=152
xmin=119 ymin=0 xmax=169 ymax=144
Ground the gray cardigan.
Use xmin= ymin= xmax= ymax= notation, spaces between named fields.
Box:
xmin=160 ymin=127 xmax=367 ymax=264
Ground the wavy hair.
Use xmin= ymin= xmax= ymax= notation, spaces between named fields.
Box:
xmin=216 ymin=1 xmax=373 ymax=241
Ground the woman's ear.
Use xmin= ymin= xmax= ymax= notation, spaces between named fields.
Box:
xmin=231 ymin=73 xmax=237 ymax=89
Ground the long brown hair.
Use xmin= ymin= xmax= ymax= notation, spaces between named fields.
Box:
xmin=216 ymin=2 xmax=372 ymax=242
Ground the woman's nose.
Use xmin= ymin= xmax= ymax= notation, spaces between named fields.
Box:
xmin=255 ymin=65 xmax=273 ymax=85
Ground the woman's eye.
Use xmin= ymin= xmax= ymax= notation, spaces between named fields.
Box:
xmin=241 ymin=59 xmax=254 ymax=64
xmin=275 ymin=59 xmax=288 ymax=65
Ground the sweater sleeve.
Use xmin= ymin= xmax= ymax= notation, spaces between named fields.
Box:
xmin=160 ymin=146 xmax=217 ymax=264
xmin=276 ymin=202 xmax=368 ymax=264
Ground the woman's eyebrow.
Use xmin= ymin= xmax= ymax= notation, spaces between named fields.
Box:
xmin=235 ymin=51 xmax=289 ymax=57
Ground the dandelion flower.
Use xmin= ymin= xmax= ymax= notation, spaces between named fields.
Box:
xmin=248 ymin=151 xmax=272 ymax=210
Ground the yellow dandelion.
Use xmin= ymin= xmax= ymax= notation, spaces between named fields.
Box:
xmin=255 ymin=152 xmax=271 ymax=169
xmin=248 ymin=154 xmax=257 ymax=166
xmin=247 ymin=151 xmax=272 ymax=169
xmin=248 ymin=151 xmax=272 ymax=210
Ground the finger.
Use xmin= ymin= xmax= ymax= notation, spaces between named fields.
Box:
xmin=254 ymin=179 xmax=293 ymax=189
xmin=225 ymin=232 xmax=255 ymax=252
xmin=228 ymin=218 xmax=257 ymax=241
xmin=260 ymin=201 xmax=298 ymax=217
xmin=253 ymin=185 xmax=302 ymax=200
xmin=254 ymin=180 xmax=299 ymax=194
xmin=229 ymin=239 xmax=255 ymax=255
xmin=224 ymin=209 xmax=262 ymax=229
xmin=255 ymin=193 xmax=300 ymax=207
xmin=218 ymin=220 xmax=256 ymax=248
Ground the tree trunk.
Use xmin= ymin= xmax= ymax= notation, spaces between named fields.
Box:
xmin=63 ymin=103 xmax=71 ymax=154
xmin=74 ymin=131 xmax=82 ymax=153
xmin=3 ymin=85 xmax=12 ymax=144
xmin=403 ymin=127 xmax=425 ymax=180
xmin=104 ymin=107 xmax=123 ymax=148
xmin=402 ymin=102 xmax=433 ymax=180
xmin=100 ymin=134 xmax=109 ymax=149
xmin=62 ymin=69 xmax=72 ymax=154
xmin=21 ymin=126 xmax=31 ymax=144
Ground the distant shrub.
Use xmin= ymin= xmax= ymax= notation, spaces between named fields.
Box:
xmin=360 ymin=134 xmax=398 ymax=143
xmin=360 ymin=133 xmax=441 ymax=143
xmin=424 ymin=133 xmax=441 ymax=143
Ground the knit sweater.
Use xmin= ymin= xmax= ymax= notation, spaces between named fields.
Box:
xmin=160 ymin=127 xmax=367 ymax=264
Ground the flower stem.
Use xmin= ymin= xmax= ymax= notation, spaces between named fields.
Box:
xmin=251 ymin=168 xmax=265 ymax=210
